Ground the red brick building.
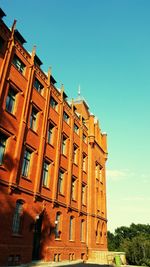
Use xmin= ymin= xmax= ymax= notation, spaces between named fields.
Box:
xmin=0 ymin=9 xmax=108 ymax=266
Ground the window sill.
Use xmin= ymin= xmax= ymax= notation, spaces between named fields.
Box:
xmin=71 ymin=199 xmax=77 ymax=203
xmin=58 ymin=193 xmax=65 ymax=197
xmin=11 ymin=64 xmax=27 ymax=80
xmin=0 ymin=165 xmax=7 ymax=171
xmin=55 ymin=238 xmax=61 ymax=241
xmin=73 ymin=162 xmax=78 ymax=167
xmin=74 ymin=132 xmax=79 ymax=136
xmin=63 ymin=120 xmax=70 ymax=127
xmin=21 ymin=176 xmax=32 ymax=182
xmin=12 ymin=233 xmax=23 ymax=238
xmin=61 ymin=153 xmax=67 ymax=159
xmin=50 ymin=106 xmax=59 ymax=114
xmin=29 ymin=128 xmax=38 ymax=136
xmin=46 ymin=142 xmax=54 ymax=149
xmin=33 ymin=86 xmax=44 ymax=96
xmin=69 ymin=240 xmax=75 ymax=242
xmin=42 ymin=185 xmax=50 ymax=190
xmin=5 ymin=110 xmax=17 ymax=120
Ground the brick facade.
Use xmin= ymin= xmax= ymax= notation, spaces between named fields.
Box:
xmin=0 ymin=9 xmax=108 ymax=266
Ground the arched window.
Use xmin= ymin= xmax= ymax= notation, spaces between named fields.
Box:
xmin=80 ymin=219 xmax=86 ymax=242
xmin=69 ymin=216 xmax=75 ymax=241
xmin=55 ymin=212 xmax=62 ymax=239
xmin=12 ymin=199 xmax=24 ymax=234
xmin=96 ymin=220 xmax=100 ymax=243
xmin=101 ymin=222 xmax=105 ymax=244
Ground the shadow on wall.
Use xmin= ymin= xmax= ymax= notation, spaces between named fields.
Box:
xmin=0 ymin=185 xmax=56 ymax=266
xmin=0 ymin=165 xmax=56 ymax=266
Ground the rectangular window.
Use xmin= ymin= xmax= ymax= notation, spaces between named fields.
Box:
xmin=30 ymin=106 xmax=38 ymax=131
xmin=95 ymin=163 xmax=99 ymax=179
xmin=73 ymin=144 xmax=78 ymax=165
xmin=42 ymin=161 xmax=49 ymax=187
xmin=83 ymin=154 xmax=87 ymax=172
xmin=58 ymin=170 xmax=64 ymax=194
xmin=0 ymin=134 xmax=7 ymax=165
xmin=63 ymin=111 xmax=69 ymax=124
xmin=47 ymin=122 xmax=55 ymax=145
xmin=100 ymin=167 xmax=103 ymax=183
xmin=61 ymin=135 xmax=67 ymax=155
xmin=81 ymin=183 xmax=87 ymax=206
xmin=0 ymin=36 xmax=5 ymax=52
xmin=50 ymin=96 xmax=58 ymax=111
xmin=71 ymin=176 xmax=76 ymax=201
xmin=6 ymin=87 xmax=16 ymax=114
xmin=12 ymin=200 xmax=23 ymax=234
xmin=82 ymin=117 xmax=86 ymax=125
xmin=12 ymin=54 xmax=25 ymax=74
xmin=21 ymin=149 xmax=31 ymax=178
xmin=74 ymin=123 xmax=79 ymax=134
xmin=34 ymin=78 xmax=43 ymax=93
xmin=83 ymin=134 xmax=87 ymax=143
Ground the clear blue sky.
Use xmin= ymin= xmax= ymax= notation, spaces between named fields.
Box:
xmin=1 ymin=0 xmax=150 ymax=232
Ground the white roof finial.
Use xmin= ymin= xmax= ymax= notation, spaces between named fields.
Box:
xmin=78 ymin=84 xmax=81 ymax=96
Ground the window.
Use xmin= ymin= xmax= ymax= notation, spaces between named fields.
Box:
xmin=63 ymin=111 xmax=69 ymax=124
xmin=100 ymin=167 xmax=103 ymax=183
xmin=6 ymin=87 xmax=17 ymax=114
xmin=54 ymin=253 xmax=61 ymax=262
xmin=58 ymin=254 xmax=61 ymax=262
xmin=55 ymin=212 xmax=62 ymax=239
xmin=80 ymin=219 xmax=86 ymax=242
xmin=47 ymin=122 xmax=55 ymax=145
xmin=74 ymin=123 xmax=79 ymax=134
xmin=83 ymin=133 xmax=87 ymax=143
xmin=81 ymin=183 xmax=87 ymax=206
xmin=0 ymin=36 xmax=5 ymax=52
xmin=58 ymin=170 xmax=64 ymax=194
xmin=61 ymin=135 xmax=67 ymax=155
xmin=71 ymin=176 xmax=77 ymax=201
xmin=30 ymin=106 xmax=38 ymax=131
xmin=42 ymin=161 xmax=49 ymax=187
xmin=0 ymin=134 xmax=7 ymax=165
xmin=73 ymin=144 xmax=78 ymax=164
xmin=54 ymin=254 xmax=57 ymax=262
xmin=82 ymin=117 xmax=86 ymax=125
xmin=83 ymin=154 xmax=87 ymax=172
xmin=50 ymin=96 xmax=58 ymax=111
xmin=69 ymin=216 xmax=75 ymax=241
xmin=21 ymin=149 xmax=31 ymax=178
xmin=96 ymin=221 xmax=100 ymax=243
xmin=95 ymin=163 xmax=99 ymax=179
xmin=12 ymin=200 xmax=24 ymax=234
xmin=95 ymin=163 xmax=103 ymax=182
xmin=69 ymin=253 xmax=75 ymax=261
xmin=34 ymin=78 xmax=43 ymax=94
xmin=12 ymin=54 xmax=25 ymax=74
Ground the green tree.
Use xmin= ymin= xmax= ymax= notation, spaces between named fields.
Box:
xmin=107 ymin=224 xmax=150 ymax=266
